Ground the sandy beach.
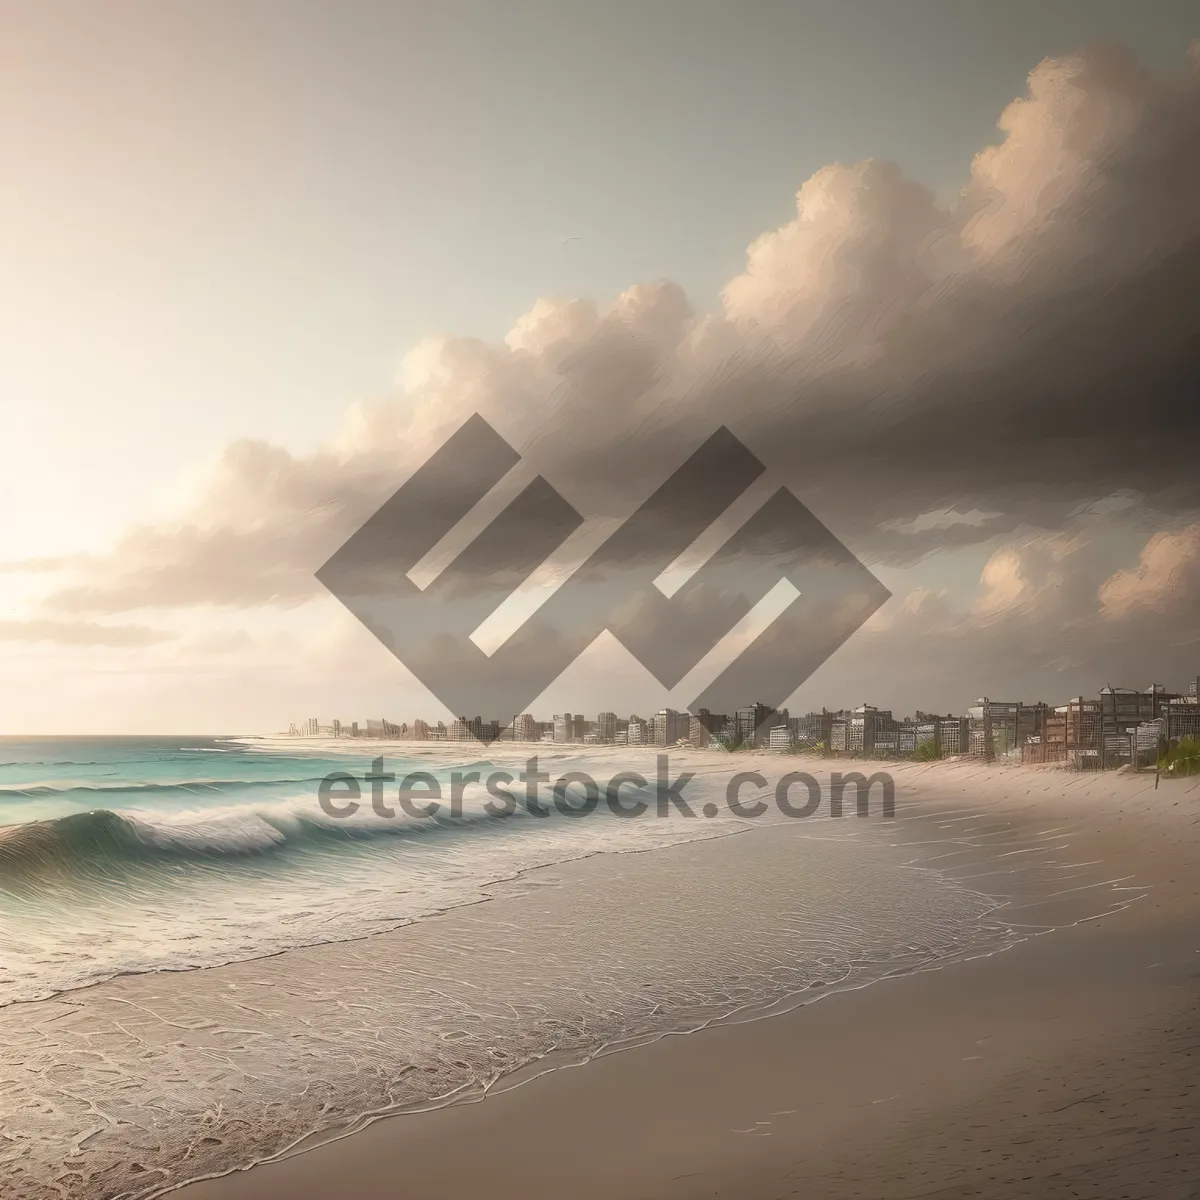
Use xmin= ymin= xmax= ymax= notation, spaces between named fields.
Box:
xmin=3 ymin=756 xmax=1198 ymax=1199
xmin=162 ymin=760 xmax=1200 ymax=1200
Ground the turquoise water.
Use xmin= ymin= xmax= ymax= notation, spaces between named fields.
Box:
xmin=0 ymin=735 xmax=793 ymax=1005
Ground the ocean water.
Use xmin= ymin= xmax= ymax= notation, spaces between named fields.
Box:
xmin=0 ymin=734 xmax=799 ymax=1007
xmin=0 ymin=737 xmax=1145 ymax=1199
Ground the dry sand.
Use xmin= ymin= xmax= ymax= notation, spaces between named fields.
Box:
xmin=171 ymin=762 xmax=1200 ymax=1200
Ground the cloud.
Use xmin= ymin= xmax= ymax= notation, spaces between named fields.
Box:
xmin=0 ymin=556 xmax=82 ymax=574
xmin=0 ymin=619 xmax=169 ymax=647
xmin=791 ymin=520 xmax=1199 ymax=714
xmin=1098 ymin=523 xmax=1200 ymax=618
xmin=722 ymin=159 xmax=955 ymax=352
xmin=23 ymin=35 xmax=1200 ymax=711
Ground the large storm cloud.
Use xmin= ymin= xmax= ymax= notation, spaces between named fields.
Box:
xmin=20 ymin=40 xmax=1200 ymax=711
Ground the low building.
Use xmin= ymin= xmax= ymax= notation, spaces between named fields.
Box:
xmin=1164 ymin=693 xmax=1200 ymax=742
xmin=938 ymin=717 xmax=969 ymax=757
xmin=790 ymin=711 xmax=834 ymax=751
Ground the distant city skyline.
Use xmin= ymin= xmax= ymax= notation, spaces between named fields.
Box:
xmin=284 ymin=669 xmax=1200 ymax=769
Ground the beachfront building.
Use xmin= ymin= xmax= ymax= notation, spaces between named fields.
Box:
xmin=1164 ymin=689 xmax=1200 ymax=742
xmin=1097 ymin=685 xmax=1177 ymax=764
xmin=830 ymin=715 xmax=848 ymax=754
xmin=596 ymin=712 xmax=617 ymax=743
xmin=966 ymin=699 xmax=1039 ymax=759
xmin=690 ymin=709 xmax=726 ymax=745
xmin=627 ymin=716 xmax=648 ymax=745
xmin=790 ymin=711 xmax=833 ymax=751
xmin=511 ymin=713 xmax=538 ymax=742
xmin=1132 ymin=718 xmax=1166 ymax=767
xmin=651 ymin=708 xmax=690 ymax=746
xmin=553 ymin=713 xmax=571 ymax=743
xmin=767 ymin=726 xmax=791 ymax=752
xmin=733 ymin=703 xmax=775 ymax=747
xmin=915 ymin=718 xmax=939 ymax=755
xmin=1041 ymin=698 xmax=1102 ymax=766
xmin=847 ymin=705 xmax=894 ymax=756
xmin=939 ymin=716 xmax=969 ymax=756
xmin=448 ymin=716 xmax=484 ymax=741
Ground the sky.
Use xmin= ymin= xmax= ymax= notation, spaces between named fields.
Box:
xmin=2 ymin=1 xmax=1199 ymax=733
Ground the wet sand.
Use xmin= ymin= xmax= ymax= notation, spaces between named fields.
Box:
xmin=173 ymin=765 xmax=1200 ymax=1200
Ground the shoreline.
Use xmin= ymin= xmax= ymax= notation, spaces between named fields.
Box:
xmin=168 ymin=763 xmax=1200 ymax=1200
xmin=4 ymin=761 xmax=1196 ymax=1198
xmin=173 ymin=898 xmax=1200 ymax=1200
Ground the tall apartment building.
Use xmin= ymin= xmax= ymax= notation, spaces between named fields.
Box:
xmin=512 ymin=713 xmax=538 ymax=742
xmin=830 ymin=714 xmax=848 ymax=754
xmin=305 ymin=717 xmax=319 ymax=737
xmin=848 ymin=705 xmax=892 ymax=756
xmin=967 ymin=700 xmax=1014 ymax=758
xmin=1042 ymin=697 xmax=1102 ymax=764
xmin=448 ymin=716 xmax=483 ymax=741
xmin=690 ymin=709 xmax=726 ymax=743
xmin=627 ymin=716 xmax=648 ymax=745
xmin=734 ymin=703 xmax=774 ymax=747
xmin=651 ymin=708 xmax=690 ymax=746
xmin=596 ymin=712 xmax=617 ymax=743
xmin=938 ymin=717 xmax=969 ymax=756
